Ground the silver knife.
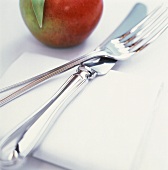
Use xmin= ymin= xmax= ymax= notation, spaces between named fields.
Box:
xmin=0 ymin=3 xmax=148 ymax=167
xmin=0 ymin=3 xmax=147 ymax=107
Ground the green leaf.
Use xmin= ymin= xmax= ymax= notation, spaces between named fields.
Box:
xmin=31 ymin=0 xmax=45 ymax=28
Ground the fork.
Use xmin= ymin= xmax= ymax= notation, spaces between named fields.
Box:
xmin=0 ymin=5 xmax=168 ymax=167
xmin=0 ymin=5 xmax=167 ymax=107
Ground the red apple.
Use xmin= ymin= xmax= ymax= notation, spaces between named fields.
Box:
xmin=19 ymin=0 xmax=103 ymax=48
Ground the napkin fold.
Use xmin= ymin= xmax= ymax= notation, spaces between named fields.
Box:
xmin=0 ymin=53 xmax=162 ymax=170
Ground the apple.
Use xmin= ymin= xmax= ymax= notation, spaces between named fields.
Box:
xmin=19 ymin=0 xmax=103 ymax=48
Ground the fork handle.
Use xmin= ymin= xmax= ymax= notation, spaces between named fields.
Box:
xmin=0 ymin=65 xmax=97 ymax=167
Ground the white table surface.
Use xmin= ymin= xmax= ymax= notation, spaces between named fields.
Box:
xmin=0 ymin=0 xmax=168 ymax=170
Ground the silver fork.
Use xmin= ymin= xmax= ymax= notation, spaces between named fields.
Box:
xmin=0 ymin=6 xmax=167 ymax=167
xmin=0 ymin=5 xmax=167 ymax=107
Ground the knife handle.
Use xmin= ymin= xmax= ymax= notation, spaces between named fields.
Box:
xmin=0 ymin=65 xmax=97 ymax=167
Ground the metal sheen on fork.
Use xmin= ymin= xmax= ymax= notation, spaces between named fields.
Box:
xmin=0 ymin=5 xmax=168 ymax=167
xmin=0 ymin=5 xmax=167 ymax=107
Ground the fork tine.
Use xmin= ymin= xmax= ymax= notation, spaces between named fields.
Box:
xmin=133 ymin=8 xmax=167 ymax=37
xmin=113 ymin=7 xmax=168 ymax=54
xmin=124 ymin=7 xmax=168 ymax=45
xmin=125 ymin=8 xmax=168 ymax=48
xmin=130 ymin=19 xmax=168 ymax=52
xmin=119 ymin=5 xmax=165 ymax=41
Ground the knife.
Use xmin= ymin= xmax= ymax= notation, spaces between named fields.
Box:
xmin=0 ymin=3 xmax=147 ymax=107
xmin=0 ymin=3 xmax=147 ymax=167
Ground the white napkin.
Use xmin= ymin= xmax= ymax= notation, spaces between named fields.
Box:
xmin=0 ymin=53 xmax=162 ymax=170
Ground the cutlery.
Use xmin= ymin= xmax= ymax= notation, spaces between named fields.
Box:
xmin=0 ymin=5 xmax=167 ymax=168
xmin=0 ymin=5 xmax=167 ymax=107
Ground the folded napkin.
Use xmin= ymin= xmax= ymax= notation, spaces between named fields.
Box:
xmin=0 ymin=53 xmax=162 ymax=170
